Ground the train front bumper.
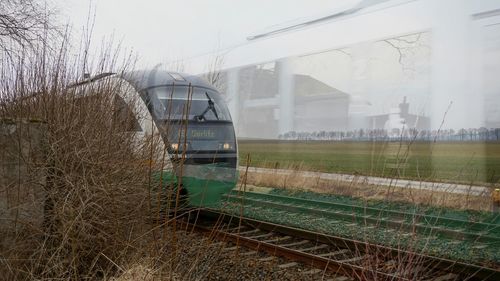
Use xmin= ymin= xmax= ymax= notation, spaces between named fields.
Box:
xmin=179 ymin=163 xmax=238 ymax=207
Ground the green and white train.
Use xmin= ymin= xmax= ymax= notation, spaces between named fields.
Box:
xmin=74 ymin=69 xmax=238 ymax=208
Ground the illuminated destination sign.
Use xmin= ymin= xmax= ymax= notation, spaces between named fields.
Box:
xmin=190 ymin=129 xmax=216 ymax=139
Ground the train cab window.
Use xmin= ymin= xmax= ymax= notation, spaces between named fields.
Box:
xmin=146 ymin=86 xmax=232 ymax=122
xmin=113 ymin=95 xmax=142 ymax=131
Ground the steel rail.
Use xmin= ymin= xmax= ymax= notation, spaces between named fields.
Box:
xmin=223 ymin=192 xmax=500 ymax=243
xmin=179 ymin=211 xmax=404 ymax=281
xmin=191 ymin=209 xmax=500 ymax=281
xmin=229 ymin=191 xmax=500 ymax=231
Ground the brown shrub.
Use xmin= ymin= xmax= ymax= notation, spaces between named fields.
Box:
xmin=0 ymin=36 xmax=176 ymax=280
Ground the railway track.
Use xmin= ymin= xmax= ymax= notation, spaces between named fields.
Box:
xmin=179 ymin=209 xmax=500 ymax=281
xmin=222 ymin=191 xmax=500 ymax=245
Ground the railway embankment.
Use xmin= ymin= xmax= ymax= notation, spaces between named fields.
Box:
xmin=218 ymin=187 xmax=500 ymax=266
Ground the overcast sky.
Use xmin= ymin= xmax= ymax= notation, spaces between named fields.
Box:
xmin=51 ymin=0 xmax=500 ymax=131
xmin=55 ymin=0 xmax=356 ymax=68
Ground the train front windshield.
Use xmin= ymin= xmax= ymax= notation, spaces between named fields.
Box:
xmin=145 ymin=86 xmax=237 ymax=167
xmin=147 ymin=86 xmax=232 ymax=122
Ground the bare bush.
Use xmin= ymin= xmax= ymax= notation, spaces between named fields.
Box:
xmin=0 ymin=0 xmax=57 ymax=59
xmin=0 ymin=31 xmax=177 ymax=279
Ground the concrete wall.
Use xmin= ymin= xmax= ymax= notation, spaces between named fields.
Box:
xmin=0 ymin=119 xmax=47 ymax=242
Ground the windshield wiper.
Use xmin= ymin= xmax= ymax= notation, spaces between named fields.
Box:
xmin=195 ymin=92 xmax=219 ymax=121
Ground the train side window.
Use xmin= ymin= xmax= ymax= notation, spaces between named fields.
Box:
xmin=113 ymin=95 xmax=142 ymax=132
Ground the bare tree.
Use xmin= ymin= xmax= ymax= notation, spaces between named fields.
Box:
xmin=0 ymin=0 xmax=55 ymax=57
xmin=382 ymin=32 xmax=430 ymax=75
xmin=203 ymin=54 xmax=225 ymax=91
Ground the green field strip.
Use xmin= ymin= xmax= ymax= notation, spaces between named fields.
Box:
xmin=238 ymin=141 xmax=500 ymax=184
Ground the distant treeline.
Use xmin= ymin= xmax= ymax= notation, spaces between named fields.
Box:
xmin=279 ymin=128 xmax=500 ymax=141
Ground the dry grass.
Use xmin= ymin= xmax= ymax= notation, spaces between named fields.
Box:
xmin=110 ymin=264 xmax=160 ymax=281
xmin=242 ymin=165 xmax=493 ymax=211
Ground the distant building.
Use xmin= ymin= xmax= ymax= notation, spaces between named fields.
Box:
xmin=223 ymin=63 xmax=350 ymax=138
xmin=369 ymin=97 xmax=430 ymax=133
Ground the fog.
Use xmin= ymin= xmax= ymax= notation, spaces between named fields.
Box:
xmin=56 ymin=0 xmax=500 ymax=139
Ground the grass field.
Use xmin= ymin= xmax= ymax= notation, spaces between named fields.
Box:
xmin=238 ymin=140 xmax=500 ymax=184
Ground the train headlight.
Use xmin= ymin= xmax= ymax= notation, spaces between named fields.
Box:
xmin=170 ymin=143 xmax=188 ymax=151
xmin=222 ymin=143 xmax=231 ymax=150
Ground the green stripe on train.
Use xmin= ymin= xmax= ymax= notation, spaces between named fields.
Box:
xmin=151 ymin=167 xmax=238 ymax=207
